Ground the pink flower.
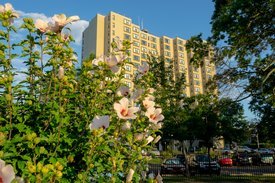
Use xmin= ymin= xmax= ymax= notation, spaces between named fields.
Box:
xmin=105 ymin=55 xmax=119 ymax=73
xmin=116 ymin=86 xmax=130 ymax=97
xmin=138 ymin=62 xmax=149 ymax=74
xmin=0 ymin=159 xmax=15 ymax=183
xmin=115 ymin=52 xmax=128 ymax=63
xmin=0 ymin=3 xmax=19 ymax=24
xmin=35 ymin=19 xmax=49 ymax=33
xmin=114 ymin=97 xmax=139 ymax=119
xmin=50 ymin=14 xmax=79 ymax=32
xmin=0 ymin=3 xmax=19 ymax=17
xmin=89 ymin=115 xmax=110 ymax=130
xmin=145 ymin=107 xmax=164 ymax=124
xmin=143 ymin=99 xmax=155 ymax=109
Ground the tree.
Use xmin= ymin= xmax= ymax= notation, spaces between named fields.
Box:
xmin=210 ymin=0 xmax=274 ymax=101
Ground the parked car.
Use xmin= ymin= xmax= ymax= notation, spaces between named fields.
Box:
xmin=233 ymin=146 xmax=252 ymax=153
xmin=218 ymin=156 xmax=233 ymax=167
xmin=160 ymin=158 xmax=185 ymax=175
xmin=189 ymin=154 xmax=221 ymax=176
xmin=255 ymin=148 xmax=274 ymax=154
xmin=175 ymin=154 xmax=186 ymax=164
xmin=260 ymin=154 xmax=274 ymax=165
xmin=232 ymin=153 xmax=252 ymax=166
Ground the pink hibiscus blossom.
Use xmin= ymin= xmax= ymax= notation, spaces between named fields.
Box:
xmin=89 ymin=115 xmax=110 ymax=130
xmin=145 ymin=107 xmax=164 ymax=124
xmin=114 ymin=97 xmax=139 ymax=119
xmin=0 ymin=159 xmax=15 ymax=183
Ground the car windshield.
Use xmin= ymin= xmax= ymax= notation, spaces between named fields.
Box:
xmin=165 ymin=159 xmax=181 ymax=165
xmin=196 ymin=155 xmax=210 ymax=162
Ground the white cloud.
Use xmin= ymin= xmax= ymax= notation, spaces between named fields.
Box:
xmin=66 ymin=20 xmax=89 ymax=45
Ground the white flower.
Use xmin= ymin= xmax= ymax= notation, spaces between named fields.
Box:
xmin=0 ymin=159 xmax=15 ymax=183
xmin=143 ymin=99 xmax=155 ymax=109
xmin=145 ymin=94 xmax=155 ymax=101
xmin=50 ymin=14 xmax=79 ymax=32
xmin=116 ymin=86 xmax=130 ymax=97
xmin=92 ymin=55 xmax=104 ymax=66
xmin=114 ymin=98 xmax=139 ymax=120
xmin=0 ymin=3 xmax=19 ymax=24
xmin=145 ymin=107 xmax=164 ymax=124
xmin=89 ymin=115 xmax=110 ymax=130
xmin=138 ymin=62 xmax=149 ymax=74
xmin=35 ymin=19 xmax=49 ymax=33
xmin=105 ymin=55 xmax=119 ymax=73
xmin=113 ymin=37 xmax=123 ymax=52
xmin=148 ymin=88 xmax=155 ymax=94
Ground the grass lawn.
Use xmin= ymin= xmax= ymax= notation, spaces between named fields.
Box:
xmin=163 ymin=175 xmax=275 ymax=183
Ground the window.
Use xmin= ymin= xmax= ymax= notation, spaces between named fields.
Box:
xmin=165 ymin=51 xmax=171 ymax=57
xmin=179 ymin=59 xmax=184 ymax=64
xmin=194 ymin=80 xmax=200 ymax=85
xmin=207 ymin=68 xmax=211 ymax=73
xmin=207 ymin=75 xmax=212 ymax=79
xmin=178 ymin=40 xmax=183 ymax=45
xmin=124 ymin=26 xmax=131 ymax=33
xmin=112 ymin=23 xmax=115 ymax=28
xmin=151 ymin=43 xmax=157 ymax=49
xmin=125 ymin=81 xmax=132 ymax=88
xmin=195 ymin=87 xmax=200 ymax=92
xmin=124 ymin=19 xmax=131 ymax=25
xmin=141 ymin=47 xmax=147 ymax=52
xmin=133 ymin=41 xmax=140 ymax=47
xmin=125 ymin=65 xmax=132 ymax=71
xmin=178 ymin=46 xmax=183 ymax=51
xmin=133 ymin=26 xmax=139 ymax=33
xmin=141 ymin=61 xmax=147 ymax=66
xmin=194 ymin=73 xmax=199 ymax=79
xmin=179 ymin=53 xmax=184 ymax=58
xmin=141 ymin=53 xmax=147 ymax=59
xmin=193 ymin=67 xmax=199 ymax=72
xmin=112 ymin=15 xmax=115 ymax=20
xmin=141 ymin=40 xmax=147 ymax=46
xmin=166 ymin=58 xmax=171 ymax=63
xmin=124 ymin=34 xmax=131 ymax=40
xmin=112 ymin=30 xmax=115 ymax=36
xmin=151 ymin=50 xmax=157 ymax=55
xmin=165 ymin=45 xmax=170 ymax=50
xmin=133 ymin=33 xmax=139 ymax=39
xmin=133 ymin=55 xmax=140 ymax=61
xmin=133 ymin=48 xmax=140 ymax=54
xmin=124 ymin=73 xmax=131 ymax=79
xmin=165 ymin=38 xmax=170 ymax=44
xmin=126 ymin=50 xmax=131 ymax=55
xmin=141 ymin=33 xmax=147 ymax=39
xmin=151 ymin=36 xmax=156 ymax=43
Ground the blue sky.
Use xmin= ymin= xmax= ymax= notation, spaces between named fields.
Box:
xmin=1 ymin=0 xmax=256 ymax=120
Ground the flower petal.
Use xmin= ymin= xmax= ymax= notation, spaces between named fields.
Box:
xmin=1 ymin=164 xmax=15 ymax=183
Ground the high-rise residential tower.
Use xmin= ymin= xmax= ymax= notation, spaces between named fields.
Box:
xmin=82 ymin=11 xmax=215 ymax=96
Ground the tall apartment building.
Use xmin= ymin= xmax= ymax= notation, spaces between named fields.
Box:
xmin=82 ymin=12 xmax=216 ymax=96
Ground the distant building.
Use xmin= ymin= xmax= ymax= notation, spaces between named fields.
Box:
xmin=82 ymin=11 xmax=216 ymax=96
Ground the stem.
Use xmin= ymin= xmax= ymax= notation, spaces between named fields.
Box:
xmin=7 ymin=27 xmax=13 ymax=140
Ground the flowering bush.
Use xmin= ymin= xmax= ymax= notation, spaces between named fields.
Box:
xmin=0 ymin=3 xmax=163 ymax=182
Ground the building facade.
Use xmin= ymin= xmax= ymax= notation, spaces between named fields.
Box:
xmin=82 ymin=12 xmax=215 ymax=96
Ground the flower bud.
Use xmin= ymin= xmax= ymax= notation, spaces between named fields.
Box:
xmin=58 ymin=66 xmax=64 ymax=80
xmin=126 ymin=168 xmax=134 ymax=183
